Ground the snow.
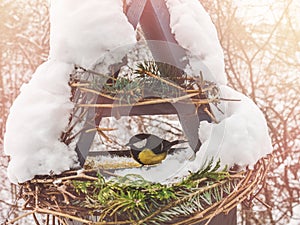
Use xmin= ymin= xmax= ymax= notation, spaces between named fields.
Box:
xmin=4 ymin=0 xmax=273 ymax=184
xmin=49 ymin=0 xmax=136 ymax=68
xmin=116 ymin=148 xmax=193 ymax=183
xmin=4 ymin=0 xmax=136 ymax=184
xmin=166 ymin=0 xmax=227 ymax=85
xmin=197 ymin=85 xmax=273 ymax=168
xmin=4 ymin=60 xmax=78 ymax=184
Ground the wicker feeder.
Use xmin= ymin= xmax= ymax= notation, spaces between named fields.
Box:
xmin=18 ymin=154 xmax=272 ymax=225
xmin=14 ymin=60 xmax=273 ymax=225
xmin=11 ymin=1 xmax=273 ymax=225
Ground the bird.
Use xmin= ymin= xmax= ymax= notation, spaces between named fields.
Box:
xmin=126 ymin=133 xmax=186 ymax=166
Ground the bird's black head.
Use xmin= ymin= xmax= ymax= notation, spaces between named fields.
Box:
xmin=126 ymin=133 xmax=152 ymax=150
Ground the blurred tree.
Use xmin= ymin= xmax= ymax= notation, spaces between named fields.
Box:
xmin=202 ymin=0 xmax=300 ymax=224
xmin=0 ymin=0 xmax=49 ymax=223
xmin=0 ymin=0 xmax=49 ymax=138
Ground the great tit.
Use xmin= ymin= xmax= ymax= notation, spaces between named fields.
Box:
xmin=126 ymin=133 xmax=186 ymax=166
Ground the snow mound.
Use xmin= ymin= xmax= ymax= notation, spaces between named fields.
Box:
xmin=197 ymin=85 xmax=273 ymax=169
xmin=166 ymin=0 xmax=227 ymax=85
xmin=49 ymin=0 xmax=136 ymax=68
xmin=4 ymin=61 xmax=78 ymax=183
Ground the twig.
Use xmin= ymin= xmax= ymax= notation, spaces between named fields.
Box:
xmin=6 ymin=210 xmax=37 ymax=224
xmin=79 ymin=87 xmax=117 ymax=100
xmin=70 ymin=82 xmax=90 ymax=87
xmin=36 ymin=208 xmax=91 ymax=224
xmin=78 ymin=92 xmax=204 ymax=108
xmin=53 ymin=216 xmax=68 ymax=225
xmin=85 ymin=127 xmax=117 ymax=143
xmin=203 ymin=107 xmax=218 ymax=123
xmin=57 ymin=185 xmax=77 ymax=203
xmin=254 ymin=196 xmax=272 ymax=209
xmin=32 ymin=213 xmax=40 ymax=225
xmin=75 ymin=65 xmax=117 ymax=81
xmin=139 ymin=69 xmax=186 ymax=91
xmin=219 ymin=98 xmax=241 ymax=102
xmin=59 ymin=173 xmax=99 ymax=182
xmin=86 ymin=127 xmax=117 ymax=133
xmin=92 ymin=220 xmax=135 ymax=225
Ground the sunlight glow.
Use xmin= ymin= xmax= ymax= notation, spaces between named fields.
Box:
xmin=234 ymin=0 xmax=300 ymax=28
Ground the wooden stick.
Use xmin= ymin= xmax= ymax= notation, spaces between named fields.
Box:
xmin=78 ymin=92 xmax=202 ymax=108
xmin=70 ymin=83 xmax=90 ymax=87
xmin=140 ymin=69 xmax=186 ymax=91
xmin=6 ymin=210 xmax=37 ymax=224
xmin=36 ymin=208 xmax=91 ymax=224
xmin=79 ymin=87 xmax=117 ymax=100
xmin=75 ymin=65 xmax=117 ymax=81
xmin=203 ymin=107 xmax=218 ymax=123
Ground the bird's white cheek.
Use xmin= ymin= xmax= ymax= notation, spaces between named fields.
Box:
xmin=132 ymin=139 xmax=147 ymax=149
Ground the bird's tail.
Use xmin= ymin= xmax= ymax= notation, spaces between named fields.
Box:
xmin=167 ymin=140 xmax=188 ymax=154
xmin=169 ymin=140 xmax=197 ymax=161
xmin=170 ymin=139 xmax=187 ymax=146
xmin=168 ymin=147 xmax=187 ymax=154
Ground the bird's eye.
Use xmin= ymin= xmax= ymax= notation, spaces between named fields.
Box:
xmin=132 ymin=139 xmax=147 ymax=149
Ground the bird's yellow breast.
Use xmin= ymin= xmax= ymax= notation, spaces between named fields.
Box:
xmin=138 ymin=149 xmax=167 ymax=165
